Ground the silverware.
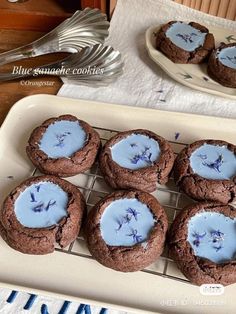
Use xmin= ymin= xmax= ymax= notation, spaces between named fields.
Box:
xmin=0 ymin=44 xmax=123 ymax=86
xmin=0 ymin=8 xmax=109 ymax=66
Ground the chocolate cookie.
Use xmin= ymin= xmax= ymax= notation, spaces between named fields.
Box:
xmin=156 ymin=21 xmax=215 ymax=63
xmin=85 ymin=190 xmax=168 ymax=272
xmin=26 ymin=115 xmax=100 ymax=177
xmin=0 ymin=175 xmax=85 ymax=254
xmin=99 ymin=129 xmax=175 ymax=192
xmin=208 ymin=43 xmax=236 ymax=88
xmin=174 ymin=139 xmax=236 ymax=204
xmin=168 ymin=202 xmax=236 ymax=285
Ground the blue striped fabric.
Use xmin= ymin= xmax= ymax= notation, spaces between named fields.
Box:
xmin=6 ymin=290 xmax=18 ymax=303
xmin=23 ymin=294 xmax=37 ymax=310
xmin=6 ymin=290 xmax=109 ymax=314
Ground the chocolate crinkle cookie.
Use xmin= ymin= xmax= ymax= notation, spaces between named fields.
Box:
xmin=26 ymin=114 xmax=100 ymax=177
xmin=207 ymin=43 xmax=236 ymax=88
xmin=99 ymin=129 xmax=175 ymax=193
xmin=168 ymin=202 xmax=236 ymax=286
xmin=174 ymin=139 xmax=236 ymax=204
xmin=85 ymin=190 xmax=168 ymax=272
xmin=156 ymin=21 xmax=215 ymax=63
xmin=0 ymin=175 xmax=85 ymax=254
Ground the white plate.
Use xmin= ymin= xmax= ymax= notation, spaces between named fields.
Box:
xmin=145 ymin=24 xmax=236 ymax=99
xmin=0 ymin=94 xmax=235 ymax=314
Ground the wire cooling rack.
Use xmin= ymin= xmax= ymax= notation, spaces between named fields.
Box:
xmin=32 ymin=126 xmax=193 ymax=285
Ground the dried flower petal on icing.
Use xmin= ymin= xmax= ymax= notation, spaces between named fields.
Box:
xmin=192 ymin=231 xmax=206 ymax=247
xmin=116 ymin=214 xmax=132 ymax=232
xmin=130 ymin=146 xmax=153 ymax=165
xmin=123 ymin=214 xmax=132 ymax=224
xmin=32 ymin=202 xmax=44 ymax=213
xmin=176 ymin=32 xmax=197 ymax=43
xmin=198 ymin=154 xmax=207 ymax=160
xmin=198 ymin=154 xmax=224 ymax=173
xmin=211 ymin=230 xmax=224 ymax=242
xmin=35 ymin=185 xmax=41 ymax=192
xmin=126 ymin=229 xmax=142 ymax=243
xmin=116 ymin=219 xmax=123 ymax=232
xmin=126 ymin=208 xmax=140 ymax=221
xmin=45 ymin=200 xmax=56 ymax=211
xmin=54 ymin=132 xmax=71 ymax=148
xmin=30 ymin=192 xmax=37 ymax=203
xmin=213 ymin=245 xmax=223 ymax=252
xmin=221 ymin=55 xmax=236 ymax=65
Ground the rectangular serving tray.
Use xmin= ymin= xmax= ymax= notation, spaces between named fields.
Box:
xmin=0 ymin=94 xmax=235 ymax=314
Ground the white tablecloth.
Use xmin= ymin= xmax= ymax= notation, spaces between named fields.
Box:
xmin=58 ymin=0 xmax=236 ymax=118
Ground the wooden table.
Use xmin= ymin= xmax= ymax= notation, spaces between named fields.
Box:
xmin=0 ymin=0 xmax=111 ymax=125
xmin=0 ymin=28 xmax=63 ymax=125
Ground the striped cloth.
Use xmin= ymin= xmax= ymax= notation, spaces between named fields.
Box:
xmin=0 ymin=288 xmax=128 ymax=314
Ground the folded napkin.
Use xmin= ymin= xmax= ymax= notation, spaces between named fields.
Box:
xmin=58 ymin=0 xmax=236 ymax=118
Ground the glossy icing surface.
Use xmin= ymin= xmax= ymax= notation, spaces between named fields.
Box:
xmin=190 ymin=144 xmax=236 ymax=180
xmin=217 ymin=46 xmax=236 ymax=70
xmin=166 ymin=22 xmax=206 ymax=52
xmin=14 ymin=181 xmax=68 ymax=228
xmin=100 ymin=198 xmax=156 ymax=246
xmin=110 ymin=134 xmax=160 ymax=170
xmin=39 ymin=120 xmax=87 ymax=158
xmin=187 ymin=211 xmax=236 ymax=263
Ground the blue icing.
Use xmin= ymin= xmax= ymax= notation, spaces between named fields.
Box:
xmin=187 ymin=211 xmax=236 ymax=263
xmin=110 ymin=134 xmax=160 ymax=170
xmin=218 ymin=46 xmax=236 ymax=70
xmin=190 ymin=144 xmax=236 ymax=180
xmin=166 ymin=22 xmax=207 ymax=52
xmin=100 ymin=198 xmax=156 ymax=246
xmin=39 ymin=120 xmax=87 ymax=158
xmin=14 ymin=181 xmax=68 ymax=228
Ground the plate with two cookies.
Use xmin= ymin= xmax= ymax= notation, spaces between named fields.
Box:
xmin=146 ymin=21 xmax=236 ymax=99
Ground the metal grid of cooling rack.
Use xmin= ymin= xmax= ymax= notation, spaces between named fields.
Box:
xmin=32 ymin=126 xmax=193 ymax=285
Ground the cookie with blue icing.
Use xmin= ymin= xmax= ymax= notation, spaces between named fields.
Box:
xmin=0 ymin=175 xmax=85 ymax=254
xmin=85 ymin=190 xmax=168 ymax=272
xmin=208 ymin=43 xmax=236 ymax=88
xmin=26 ymin=115 xmax=100 ymax=177
xmin=99 ymin=129 xmax=175 ymax=192
xmin=174 ymin=139 xmax=236 ymax=204
xmin=156 ymin=21 xmax=214 ymax=63
xmin=169 ymin=202 xmax=236 ymax=285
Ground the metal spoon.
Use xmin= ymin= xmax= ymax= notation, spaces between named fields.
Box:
xmin=0 ymin=44 xmax=123 ymax=86
xmin=0 ymin=8 xmax=109 ymax=66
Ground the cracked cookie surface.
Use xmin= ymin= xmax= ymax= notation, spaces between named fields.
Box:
xmin=99 ymin=129 xmax=175 ymax=193
xmin=207 ymin=43 xmax=236 ymax=88
xmin=174 ymin=139 xmax=236 ymax=204
xmin=26 ymin=115 xmax=100 ymax=177
xmin=168 ymin=202 xmax=236 ymax=285
xmin=85 ymin=190 xmax=168 ymax=272
xmin=156 ymin=21 xmax=214 ymax=64
xmin=0 ymin=175 xmax=85 ymax=254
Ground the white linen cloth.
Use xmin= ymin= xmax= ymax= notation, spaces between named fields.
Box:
xmin=58 ymin=0 xmax=236 ymax=118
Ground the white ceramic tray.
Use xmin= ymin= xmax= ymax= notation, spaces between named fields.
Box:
xmin=146 ymin=24 xmax=236 ymax=100
xmin=0 ymin=94 xmax=235 ymax=314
